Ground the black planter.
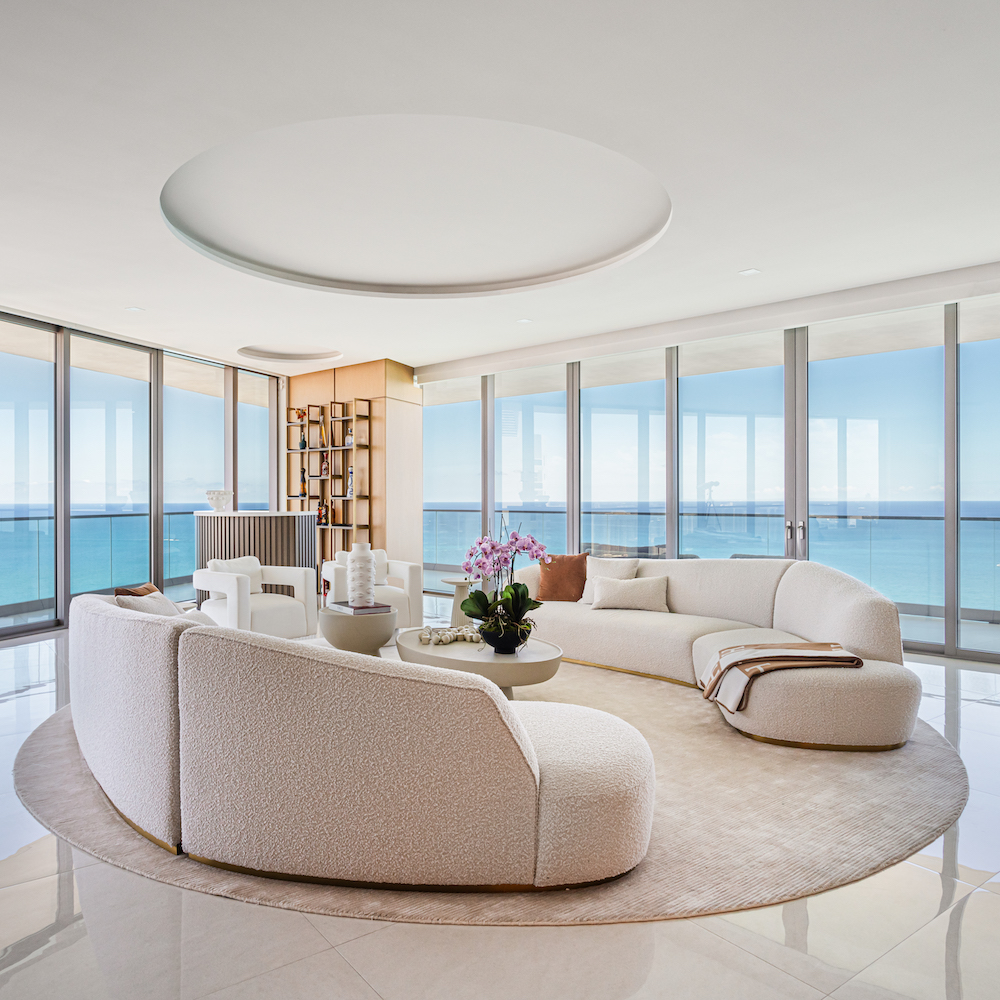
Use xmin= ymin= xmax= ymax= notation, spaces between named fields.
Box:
xmin=479 ymin=621 xmax=529 ymax=655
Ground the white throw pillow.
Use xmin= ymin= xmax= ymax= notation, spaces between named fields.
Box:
xmin=181 ymin=609 xmax=219 ymax=626
xmin=579 ymin=557 xmax=639 ymax=604
xmin=116 ymin=592 xmax=182 ymax=616
xmin=590 ymin=576 xmax=670 ymax=613
xmin=206 ymin=556 xmax=263 ymax=594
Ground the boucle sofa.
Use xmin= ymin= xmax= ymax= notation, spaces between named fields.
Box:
xmin=67 ymin=593 xmax=655 ymax=888
xmin=515 ymin=558 xmax=921 ymax=751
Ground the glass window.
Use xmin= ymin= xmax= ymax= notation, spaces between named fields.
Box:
xmin=495 ymin=365 xmax=566 ymax=554
xmin=678 ymin=331 xmax=785 ymax=558
xmin=422 ymin=377 xmax=481 ymax=592
xmin=959 ymin=294 xmax=1000 ymax=653
xmin=0 ymin=320 xmax=55 ymax=630
xmin=581 ymin=350 xmax=666 ymax=557
xmin=163 ymin=355 xmax=225 ymax=601
xmin=808 ymin=306 xmax=944 ymax=644
xmin=237 ymin=371 xmax=270 ymax=510
xmin=70 ymin=336 xmax=151 ymax=595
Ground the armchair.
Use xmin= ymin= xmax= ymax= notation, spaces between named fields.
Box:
xmin=321 ymin=549 xmax=423 ymax=627
xmin=193 ymin=556 xmax=317 ymax=639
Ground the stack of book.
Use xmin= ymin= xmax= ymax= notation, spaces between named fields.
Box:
xmin=327 ymin=601 xmax=393 ymax=616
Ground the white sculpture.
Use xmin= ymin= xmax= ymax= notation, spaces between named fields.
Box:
xmin=347 ymin=541 xmax=376 ymax=607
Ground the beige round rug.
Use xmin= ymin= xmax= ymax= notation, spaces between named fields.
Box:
xmin=14 ymin=662 xmax=967 ymax=926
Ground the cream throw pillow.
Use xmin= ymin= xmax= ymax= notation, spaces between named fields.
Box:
xmin=591 ymin=576 xmax=670 ymax=613
xmin=116 ymin=592 xmax=182 ymax=616
xmin=579 ymin=557 xmax=639 ymax=604
xmin=207 ymin=556 xmax=263 ymax=594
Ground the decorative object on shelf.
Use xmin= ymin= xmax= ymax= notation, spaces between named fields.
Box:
xmin=316 ymin=501 xmax=326 ymax=526
xmin=345 ymin=425 xmax=354 ymax=447
xmin=319 ymin=421 xmax=327 ymax=448
xmin=320 ymin=452 xmax=330 ymax=478
xmin=299 ymin=466 xmax=306 ymax=498
xmin=417 ymin=625 xmax=480 ymax=645
xmin=460 ymin=525 xmax=550 ymax=654
xmin=294 ymin=407 xmax=306 ymax=422
xmin=346 ymin=541 xmax=376 ymax=607
xmin=205 ymin=489 xmax=233 ymax=512
xmin=299 ymin=424 xmax=307 ymax=450
xmin=346 ymin=465 xmax=354 ymax=498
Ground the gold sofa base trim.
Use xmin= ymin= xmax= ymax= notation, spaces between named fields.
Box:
xmin=111 ymin=803 xmax=181 ymax=854
xmin=186 ymin=852 xmax=629 ymax=893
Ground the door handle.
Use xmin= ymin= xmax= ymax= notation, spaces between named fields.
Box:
xmin=785 ymin=520 xmax=793 ymax=540
xmin=797 ymin=520 xmax=806 ymax=540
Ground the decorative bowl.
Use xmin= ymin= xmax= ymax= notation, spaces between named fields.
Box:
xmin=205 ymin=490 xmax=233 ymax=512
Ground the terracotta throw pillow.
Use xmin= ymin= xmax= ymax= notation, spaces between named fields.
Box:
xmin=114 ymin=582 xmax=159 ymax=597
xmin=537 ymin=553 xmax=588 ymax=602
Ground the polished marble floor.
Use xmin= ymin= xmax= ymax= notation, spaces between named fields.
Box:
xmin=2 ymin=609 xmax=1000 ymax=999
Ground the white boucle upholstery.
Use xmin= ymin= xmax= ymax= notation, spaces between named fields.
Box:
xmin=634 ymin=558 xmax=793 ymax=628
xmin=591 ymin=575 xmax=669 ymax=612
xmin=115 ymin=592 xmax=180 ymax=616
xmin=207 ymin=556 xmax=264 ymax=596
xmin=579 ymin=557 xmax=639 ymax=604
xmin=773 ymin=560 xmax=904 ymax=665
xmin=68 ymin=594 xmax=204 ymax=848
xmin=527 ymin=600 xmax=752 ymax=684
xmin=177 ymin=628 xmax=553 ymax=885
xmin=511 ymin=701 xmax=655 ymax=886
xmin=517 ymin=558 xmax=920 ymax=748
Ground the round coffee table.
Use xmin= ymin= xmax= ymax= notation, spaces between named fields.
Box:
xmin=318 ymin=608 xmax=397 ymax=655
xmin=395 ymin=629 xmax=561 ymax=699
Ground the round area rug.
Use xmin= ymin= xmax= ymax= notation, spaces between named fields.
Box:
xmin=14 ymin=663 xmax=967 ymax=926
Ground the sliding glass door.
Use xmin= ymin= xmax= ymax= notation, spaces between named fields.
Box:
xmin=677 ymin=332 xmax=785 ymax=558
xmin=495 ymin=366 xmax=566 ymax=554
xmin=807 ymin=307 xmax=945 ymax=644
xmin=959 ymin=294 xmax=1000 ymax=654
xmin=580 ymin=351 xmax=666 ymax=557
xmin=0 ymin=320 xmax=55 ymax=629
xmin=422 ymin=377 xmax=481 ymax=592
xmin=70 ymin=336 xmax=151 ymax=595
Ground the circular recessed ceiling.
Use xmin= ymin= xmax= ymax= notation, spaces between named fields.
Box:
xmin=237 ymin=345 xmax=344 ymax=362
xmin=160 ymin=115 xmax=672 ymax=297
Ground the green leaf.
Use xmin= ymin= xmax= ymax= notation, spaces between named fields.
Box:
xmin=460 ymin=588 xmax=499 ymax=620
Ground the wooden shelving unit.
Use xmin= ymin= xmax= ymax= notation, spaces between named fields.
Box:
xmin=285 ymin=399 xmax=372 ymax=583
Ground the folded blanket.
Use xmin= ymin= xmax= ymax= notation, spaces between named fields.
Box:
xmin=699 ymin=642 xmax=863 ymax=714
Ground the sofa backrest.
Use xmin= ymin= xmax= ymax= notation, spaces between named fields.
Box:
xmin=635 ymin=558 xmax=793 ymax=628
xmin=68 ymin=594 xmax=202 ymax=849
xmin=177 ymin=628 xmax=542 ymax=886
xmin=772 ymin=560 xmax=903 ymax=664
xmin=516 ymin=558 xmax=793 ymax=628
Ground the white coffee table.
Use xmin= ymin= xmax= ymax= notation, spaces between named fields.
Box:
xmin=395 ymin=629 xmax=561 ymax=699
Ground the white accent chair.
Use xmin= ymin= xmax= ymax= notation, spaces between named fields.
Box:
xmin=192 ymin=556 xmax=318 ymax=639
xmin=321 ymin=549 xmax=423 ymax=627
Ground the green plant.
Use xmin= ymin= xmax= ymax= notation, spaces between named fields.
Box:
xmin=461 ymin=581 xmax=541 ymax=628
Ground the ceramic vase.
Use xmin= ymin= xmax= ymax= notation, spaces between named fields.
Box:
xmin=347 ymin=541 xmax=376 ymax=607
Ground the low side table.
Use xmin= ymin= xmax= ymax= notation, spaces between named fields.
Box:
xmin=395 ymin=629 xmax=561 ymax=699
xmin=440 ymin=576 xmax=472 ymax=626
xmin=318 ymin=608 xmax=397 ymax=655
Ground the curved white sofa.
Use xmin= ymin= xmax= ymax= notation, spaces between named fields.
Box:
xmin=67 ymin=593 xmax=654 ymax=888
xmin=515 ymin=558 xmax=921 ymax=751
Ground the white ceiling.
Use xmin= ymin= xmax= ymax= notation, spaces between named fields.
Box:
xmin=2 ymin=1 xmax=999 ymax=377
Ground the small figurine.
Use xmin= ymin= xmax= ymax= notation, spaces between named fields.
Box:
xmin=345 ymin=425 xmax=354 ymax=448
xmin=299 ymin=466 xmax=306 ymax=499
xmin=346 ymin=465 xmax=354 ymax=498
xmin=320 ymin=452 xmax=330 ymax=478
xmin=299 ymin=424 xmax=307 ymax=450
xmin=319 ymin=421 xmax=327 ymax=448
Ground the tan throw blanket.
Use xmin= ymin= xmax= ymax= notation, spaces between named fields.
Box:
xmin=698 ymin=642 xmax=863 ymax=714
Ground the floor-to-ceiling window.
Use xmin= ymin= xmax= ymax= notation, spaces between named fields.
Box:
xmin=959 ymin=294 xmax=1000 ymax=654
xmin=495 ymin=365 xmax=567 ymax=554
xmin=581 ymin=351 xmax=666 ymax=557
xmin=422 ymin=377 xmax=481 ymax=592
xmin=0 ymin=319 xmax=55 ymax=629
xmin=237 ymin=370 xmax=269 ymax=510
xmin=808 ymin=307 xmax=945 ymax=644
xmin=70 ymin=336 xmax=151 ymax=596
xmin=162 ymin=355 xmax=225 ymax=601
xmin=678 ymin=332 xmax=785 ymax=558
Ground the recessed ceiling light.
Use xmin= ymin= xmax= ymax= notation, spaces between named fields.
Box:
xmin=738 ymin=268 xmax=761 ymax=277
xmin=124 ymin=306 xmax=145 ymax=312
xmin=237 ymin=345 xmax=344 ymax=363
xmin=516 ymin=318 xmax=533 ymax=323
